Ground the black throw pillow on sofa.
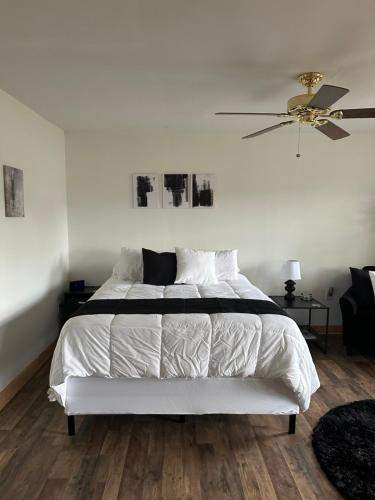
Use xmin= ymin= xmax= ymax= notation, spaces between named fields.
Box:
xmin=350 ymin=267 xmax=375 ymax=309
xmin=142 ymin=248 xmax=177 ymax=286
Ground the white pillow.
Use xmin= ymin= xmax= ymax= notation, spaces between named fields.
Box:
xmin=113 ymin=247 xmax=143 ymax=281
xmin=175 ymin=248 xmax=218 ymax=285
xmin=215 ymin=249 xmax=240 ymax=281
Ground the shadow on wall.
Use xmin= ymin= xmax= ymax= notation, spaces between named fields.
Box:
xmin=70 ymin=248 xmax=118 ymax=284
xmin=241 ymin=264 xmax=271 ymax=291
xmin=306 ymin=267 xmax=352 ymax=326
xmin=0 ymin=260 xmax=67 ymax=391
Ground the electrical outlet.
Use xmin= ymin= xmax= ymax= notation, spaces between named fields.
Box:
xmin=327 ymin=287 xmax=334 ymax=299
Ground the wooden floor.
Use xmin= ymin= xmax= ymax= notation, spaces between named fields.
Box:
xmin=0 ymin=338 xmax=374 ymax=500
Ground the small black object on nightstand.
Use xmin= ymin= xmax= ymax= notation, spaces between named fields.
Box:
xmin=270 ymin=295 xmax=329 ymax=353
xmin=69 ymin=279 xmax=85 ymax=291
xmin=59 ymin=286 xmax=99 ymax=327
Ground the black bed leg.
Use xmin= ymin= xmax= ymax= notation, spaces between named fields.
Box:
xmin=68 ymin=415 xmax=75 ymax=436
xmin=288 ymin=414 xmax=296 ymax=434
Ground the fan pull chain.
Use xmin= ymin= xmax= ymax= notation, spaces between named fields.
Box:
xmin=296 ymin=122 xmax=302 ymax=158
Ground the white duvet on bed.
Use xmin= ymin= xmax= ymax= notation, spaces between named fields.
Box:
xmin=49 ymin=274 xmax=319 ymax=411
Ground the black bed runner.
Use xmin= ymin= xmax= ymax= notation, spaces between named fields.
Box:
xmin=73 ymin=298 xmax=289 ymax=317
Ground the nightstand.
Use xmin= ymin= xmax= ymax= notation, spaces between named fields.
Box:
xmin=270 ymin=295 xmax=329 ymax=354
xmin=59 ymin=286 xmax=99 ymax=327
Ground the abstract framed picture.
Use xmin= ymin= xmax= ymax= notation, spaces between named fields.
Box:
xmin=192 ymin=173 xmax=215 ymax=208
xmin=163 ymin=174 xmax=190 ymax=208
xmin=133 ymin=174 xmax=159 ymax=208
xmin=3 ymin=165 xmax=24 ymax=217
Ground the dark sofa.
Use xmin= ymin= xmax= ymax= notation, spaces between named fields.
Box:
xmin=340 ymin=266 xmax=375 ymax=355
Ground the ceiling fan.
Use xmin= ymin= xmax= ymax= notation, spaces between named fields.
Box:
xmin=216 ymin=72 xmax=375 ymax=140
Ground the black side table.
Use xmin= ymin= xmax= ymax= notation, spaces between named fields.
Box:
xmin=59 ymin=286 xmax=99 ymax=327
xmin=270 ymin=295 xmax=329 ymax=353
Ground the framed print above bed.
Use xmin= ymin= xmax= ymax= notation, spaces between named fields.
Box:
xmin=192 ymin=173 xmax=215 ymax=208
xmin=133 ymin=174 xmax=159 ymax=208
xmin=163 ymin=174 xmax=190 ymax=208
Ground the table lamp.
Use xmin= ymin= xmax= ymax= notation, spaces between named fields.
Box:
xmin=284 ymin=260 xmax=301 ymax=301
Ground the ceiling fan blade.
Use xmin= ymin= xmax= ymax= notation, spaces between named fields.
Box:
xmin=242 ymin=120 xmax=294 ymax=139
xmin=308 ymin=85 xmax=349 ymax=109
xmin=336 ymin=108 xmax=375 ymax=119
xmin=315 ymin=120 xmax=350 ymax=140
xmin=216 ymin=112 xmax=288 ymax=116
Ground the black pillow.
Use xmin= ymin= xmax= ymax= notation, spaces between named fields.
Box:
xmin=142 ymin=248 xmax=177 ymax=286
xmin=350 ymin=267 xmax=375 ymax=309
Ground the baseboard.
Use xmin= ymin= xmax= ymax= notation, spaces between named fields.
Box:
xmin=0 ymin=342 xmax=55 ymax=412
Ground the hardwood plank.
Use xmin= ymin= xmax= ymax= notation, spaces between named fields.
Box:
xmin=237 ymin=463 xmax=263 ymax=500
xmin=181 ymin=421 xmax=202 ymax=500
xmin=101 ymin=428 xmax=132 ymax=500
xmin=38 ymin=478 xmax=68 ymax=500
xmin=62 ymin=418 xmax=108 ymax=500
xmin=280 ymin=441 xmax=341 ymax=499
xmin=0 ymin=449 xmax=16 ymax=474
xmin=141 ymin=421 xmax=164 ymax=500
xmin=48 ymin=449 xmax=85 ymax=479
xmin=0 ymin=405 xmax=58 ymax=500
xmin=117 ymin=422 xmax=151 ymax=500
xmin=198 ymin=439 xmax=246 ymax=500
xmin=161 ymin=422 xmax=184 ymax=500
xmin=252 ymin=463 xmax=278 ymax=500
xmin=250 ymin=416 xmax=304 ymax=500
xmin=227 ymin=416 xmax=277 ymax=500
xmin=318 ymin=359 xmax=352 ymax=383
xmin=198 ymin=443 xmax=225 ymax=500
xmin=62 ymin=455 xmax=99 ymax=500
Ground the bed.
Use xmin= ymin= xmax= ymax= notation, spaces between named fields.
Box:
xmin=49 ymin=274 xmax=320 ymax=435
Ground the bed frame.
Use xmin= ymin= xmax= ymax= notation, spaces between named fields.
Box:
xmin=64 ymin=377 xmax=299 ymax=435
xmin=67 ymin=415 xmax=296 ymax=435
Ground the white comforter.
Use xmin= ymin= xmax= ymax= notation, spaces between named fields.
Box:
xmin=49 ymin=275 xmax=319 ymax=411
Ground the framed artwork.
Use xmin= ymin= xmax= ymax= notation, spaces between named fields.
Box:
xmin=132 ymin=173 xmax=216 ymax=209
xmin=163 ymin=174 xmax=190 ymax=208
xmin=133 ymin=174 xmax=159 ymax=208
xmin=3 ymin=165 xmax=24 ymax=217
xmin=192 ymin=173 xmax=215 ymax=208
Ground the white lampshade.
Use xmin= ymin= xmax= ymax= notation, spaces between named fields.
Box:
xmin=284 ymin=260 xmax=301 ymax=281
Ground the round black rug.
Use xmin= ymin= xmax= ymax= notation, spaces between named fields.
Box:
xmin=312 ymin=400 xmax=375 ymax=499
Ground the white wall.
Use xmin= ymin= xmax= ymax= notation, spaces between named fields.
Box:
xmin=66 ymin=129 xmax=375 ymax=324
xmin=0 ymin=89 xmax=68 ymax=391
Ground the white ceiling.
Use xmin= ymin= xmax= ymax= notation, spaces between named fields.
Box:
xmin=1 ymin=0 xmax=375 ymax=133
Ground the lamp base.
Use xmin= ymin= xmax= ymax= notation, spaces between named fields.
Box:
xmin=284 ymin=280 xmax=296 ymax=301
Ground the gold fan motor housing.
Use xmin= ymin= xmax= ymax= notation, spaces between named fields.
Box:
xmin=287 ymin=93 xmax=314 ymax=112
xmin=287 ymin=72 xmax=334 ymax=127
